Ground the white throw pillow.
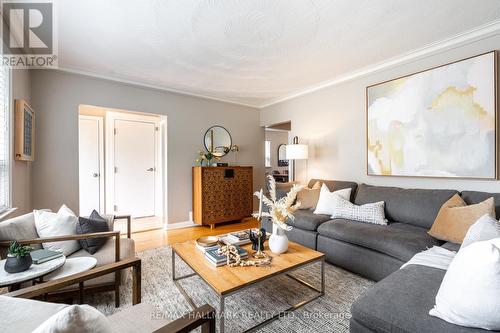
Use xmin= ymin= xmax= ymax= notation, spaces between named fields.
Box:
xmin=313 ymin=184 xmax=351 ymax=216
xmin=429 ymin=238 xmax=500 ymax=330
xmin=57 ymin=204 xmax=76 ymax=217
xmin=33 ymin=305 xmax=112 ymax=333
xmin=34 ymin=210 xmax=80 ymax=256
xmin=461 ymin=214 xmax=500 ymax=249
xmin=330 ymin=195 xmax=387 ymax=225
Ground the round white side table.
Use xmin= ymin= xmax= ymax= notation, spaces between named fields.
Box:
xmin=44 ymin=257 xmax=98 ymax=304
xmin=45 ymin=257 xmax=97 ymax=281
xmin=0 ymin=255 xmax=66 ymax=289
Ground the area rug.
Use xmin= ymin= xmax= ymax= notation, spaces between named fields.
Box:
xmin=88 ymin=246 xmax=374 ymax=332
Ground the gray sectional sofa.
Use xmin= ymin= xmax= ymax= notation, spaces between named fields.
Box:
xmin=263 ymin=179 xmax=500 ymax=333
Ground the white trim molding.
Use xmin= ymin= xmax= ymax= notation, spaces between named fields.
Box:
xmin=55 ymin=67 xmax=260 ymax=109
xmin=164 ymin=221 xmax=200 ymax=230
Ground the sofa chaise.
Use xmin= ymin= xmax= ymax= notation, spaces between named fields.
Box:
xmin=264 ymin=179 xmax=500 ymax=333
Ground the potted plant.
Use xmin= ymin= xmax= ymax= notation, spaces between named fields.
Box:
xmin=196 ymin=150 xmax=215 ymax=166
xmin=4 ymin=241 xmax=33 ymax=273
xmin=253 ymin=176 xmax=303 ymax=254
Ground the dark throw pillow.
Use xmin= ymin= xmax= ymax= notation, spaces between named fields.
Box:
xmin=76 ymin=210 xmax=110 ymax=254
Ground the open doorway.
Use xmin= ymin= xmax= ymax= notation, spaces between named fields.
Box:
xmin=78 ymin=105 xmax=167 ymax=234
xmin=264 ymin=121 xmax=291 ymax=183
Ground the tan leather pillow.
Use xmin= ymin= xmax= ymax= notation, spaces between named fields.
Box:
xmin=428 ymin=194 xmax=495 ymax=244
xmin=297 ymin=188 xmax=321 ymax=210
xmin=310 ymin=181 xmax=321 ymax=190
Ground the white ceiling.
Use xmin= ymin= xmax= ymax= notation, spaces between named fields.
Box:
xmin=57 ymin=0 xmax=500 ymax=107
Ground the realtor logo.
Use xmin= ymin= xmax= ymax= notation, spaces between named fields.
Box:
xmin=1 ymin=1 xmax=57 ymax=67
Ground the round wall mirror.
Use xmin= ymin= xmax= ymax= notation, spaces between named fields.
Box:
xmin=277 ymin=144 xmax=288 ymax=167
xmin=204 ymin=125 xmax=232 ymax=157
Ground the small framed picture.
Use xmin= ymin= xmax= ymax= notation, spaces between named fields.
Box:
xmin=15 ymin=99 xmax=35 ymax=161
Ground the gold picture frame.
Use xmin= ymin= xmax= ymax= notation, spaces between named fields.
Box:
xmin=15 ymin=99 xmax=35 ymax=161
xmin=366 ymin=51 xmax=498 ymax=180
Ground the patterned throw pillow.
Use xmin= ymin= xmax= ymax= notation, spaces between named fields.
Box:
xmin=330 ymin=195 xmax=387 ymax=225
xmin=460 ymin=214 xmax=500 ymax=249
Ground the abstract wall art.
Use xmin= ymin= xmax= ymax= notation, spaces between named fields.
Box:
xmin=366 ymin=51 xmax=497 ymax=179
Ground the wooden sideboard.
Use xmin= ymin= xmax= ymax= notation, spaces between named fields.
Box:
xmin=192 ymin=166 xmax=253 ymax=228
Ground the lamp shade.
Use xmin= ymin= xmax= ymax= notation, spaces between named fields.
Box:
xmin=286 ymin=144 xmax=308 ymax=160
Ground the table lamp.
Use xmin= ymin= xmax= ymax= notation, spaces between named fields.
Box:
xmin=286 ymin=136 xmax=308 ymax=181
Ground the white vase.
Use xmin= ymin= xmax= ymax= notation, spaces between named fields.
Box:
xmin=269 ymin=224 xmax=289 ymax=254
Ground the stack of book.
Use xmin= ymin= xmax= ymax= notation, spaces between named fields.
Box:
xmin=221 ymin=230 xmax=252 ymax=246
xmin=205 ymin=245 xmax=248 ymax=267
xmin=196 ymin=243 xmax=219 ymax=253
xmin=30 ymin=249 xmax=63 ymax=264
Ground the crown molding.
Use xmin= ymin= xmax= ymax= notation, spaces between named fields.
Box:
xmin=53 ymin=67 xmax=262 ymax=109
xmin=259 ymin=19 xmax=500 ymax=108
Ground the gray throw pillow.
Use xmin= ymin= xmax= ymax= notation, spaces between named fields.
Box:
xmin=76 ymin=210 xmax=109 ymax=254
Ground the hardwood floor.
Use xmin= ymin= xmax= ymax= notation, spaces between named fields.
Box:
xmin=131 ymin=218 xmax=259 ymax=252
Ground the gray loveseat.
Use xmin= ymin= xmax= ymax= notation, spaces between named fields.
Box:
xmin=263 ymin=180 xmax=500 ymax=333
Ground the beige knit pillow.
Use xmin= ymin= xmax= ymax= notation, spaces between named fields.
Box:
xmin=428 ymin=194 xmax=495 ymax=244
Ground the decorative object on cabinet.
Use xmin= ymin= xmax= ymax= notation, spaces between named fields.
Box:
xmin=277 ymin=143 xmax=288 ymax=167
xmin=192 ymin=166 xmax=253 ymax=229
xmin=14 ymin=99 xmax=35 ymax=161
xmin=196 ymin=150 xmax=216 ymax=166
xmin=367 ymin=51 xmax=497 ymax=179
xmin=204 ymin=125 xmax=232 ymax=157
xmin=286 ymin=136 xmax=308 ymax=181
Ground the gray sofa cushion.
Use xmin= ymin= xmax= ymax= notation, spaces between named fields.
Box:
xmin=263 ymin=218 xmax=318 ymax=249
xmin=284 ymin=210 xmax=331 ymax=231
xmin=351 ymin=265 xmax=496 ymax=333
xmin=318 ymin=235 xmax=403 ymax=281
xmin=441 ymin=241 xmax=460 ymax=252
xmin=461 ymin=191 xmax=500 ymax=219
xmin=355 ymin=184 xmax=458 ymax=229
xmin=308 ymin=179 xmax=358 ymax=201
xmin=318 ymin=219 xmax=442 ymax=262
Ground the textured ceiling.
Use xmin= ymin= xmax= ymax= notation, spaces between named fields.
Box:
xmin=57 ymin=0 xmax=500 ymax=107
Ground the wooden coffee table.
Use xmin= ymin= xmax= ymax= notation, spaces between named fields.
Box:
xmin=172 ymin=240 xmax=325 ymax=333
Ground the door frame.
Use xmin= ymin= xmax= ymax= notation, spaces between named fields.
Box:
xmin=105 ymin=111 xmax=163 ymax=218
xmin=78 ymin=115 xmax=105 ymax=215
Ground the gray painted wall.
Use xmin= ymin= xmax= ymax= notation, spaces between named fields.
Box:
xmin=30 ymin=70 xmax=264 ymax=223
xmin=261 ymin=34 xmax=500 ymax=193
xmin=11 ymin=69 xmax=32 ymax=216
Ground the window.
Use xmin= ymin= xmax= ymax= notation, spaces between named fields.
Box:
xmin=0 ymin=66 xmax=9 ymax=213
xmin=265 ymin=140 xmax=271 ymax=168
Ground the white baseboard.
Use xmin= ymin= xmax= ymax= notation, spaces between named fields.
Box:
xmin=164 ymin=221 xmax=200 ymax=230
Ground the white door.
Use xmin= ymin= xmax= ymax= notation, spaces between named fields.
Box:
xmin=79 ymin=116 xmax=104 ymax=216
xmin=114 ymin=119 xmax=156 ymax=217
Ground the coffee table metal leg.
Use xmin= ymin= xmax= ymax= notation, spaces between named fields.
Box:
xmin=171 ymin=248 xmax=175 ymax=281
xmin=321 ymin=258 xmax=325 ymax=295
xmin=79 ymin=282 xmax=84 ymax=304
xmin=219 ymin=295 xmax=225 ymax=333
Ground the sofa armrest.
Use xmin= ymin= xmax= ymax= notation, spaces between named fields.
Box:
xmin=114 ymin=215 xmax=132 ymax=239
xmin=153 ymin=304 xmax=216 ymax=333
xmin=0 ymin=230 xmax=121 ymax=247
